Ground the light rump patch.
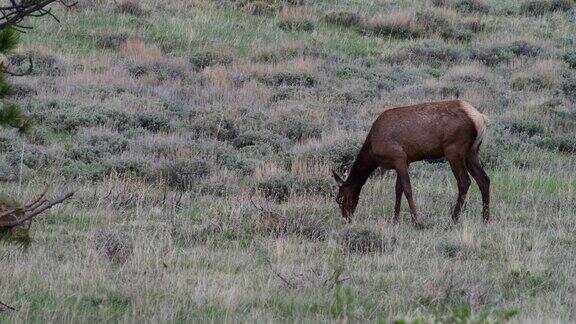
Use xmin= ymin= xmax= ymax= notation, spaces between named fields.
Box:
xmin=459 ymin=100 xmax=489 ymax=150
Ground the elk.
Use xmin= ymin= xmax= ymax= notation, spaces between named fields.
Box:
xmin=332 ymin=100 xmax=490 ymax=226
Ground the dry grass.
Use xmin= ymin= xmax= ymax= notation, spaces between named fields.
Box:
xmin=0 ymin=0 xmax=575 ymax=322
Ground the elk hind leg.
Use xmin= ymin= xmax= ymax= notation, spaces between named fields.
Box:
xmin=447 ymin=155 xmax=471 ymax=224
xmin=466 ymin=150 xmax=491 ymax=223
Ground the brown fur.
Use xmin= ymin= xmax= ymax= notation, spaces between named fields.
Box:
xmin=333 ymin=100 xmax=490 ymax=226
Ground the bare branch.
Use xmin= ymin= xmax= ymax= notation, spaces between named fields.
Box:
xmin=0 ymin=192 xmax=74 ymax=228
xmin=0 ymin=0 xmax=76 ymax=30
xmin=0 ymin=300 xmax=16 ymax=311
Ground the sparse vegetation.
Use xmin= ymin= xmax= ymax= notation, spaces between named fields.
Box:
xmin=0 ymin=0 xmax=575 ymax=322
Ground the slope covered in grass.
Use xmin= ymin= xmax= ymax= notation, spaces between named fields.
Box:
xmin=0 ymin=0 xmax=575 ymax=322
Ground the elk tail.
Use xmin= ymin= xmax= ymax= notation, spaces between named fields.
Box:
xmin=460 ymin=101 xmax=489 ymax=153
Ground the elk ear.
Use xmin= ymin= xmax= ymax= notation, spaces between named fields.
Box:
xmin=332 ymin=169 xmax=344 ymax=186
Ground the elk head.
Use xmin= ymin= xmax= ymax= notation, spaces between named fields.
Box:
xmin=332 ymin=169 xmax=358 ymax=223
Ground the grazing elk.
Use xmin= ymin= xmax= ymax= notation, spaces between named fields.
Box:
xmin=332 ymin=100 xmax=490 ymax=226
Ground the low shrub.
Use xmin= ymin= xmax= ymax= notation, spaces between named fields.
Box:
xmin=252 ymin=43 xmax=322 ymax=63
xmin=8 ymin=51 xmax=66 ymax=76
xmin=279 ymin=208 xmax=330 ymax=240
xmin=278 ymin=16 xmax=315 ymax=32
xmin=115 ymin=1 xmax=148 ymax=17
xmin=260 ymin=70 xmax=317 ymax=87
xmin=189 ymin=48 xmax=234 ymax=70
xmin=520 ymin=0 xmax=573 ymax=16
xmin=339 ymin=226 xmax=386 ymax=254
xmin=96 ymin=33 xmax=129 ymax=50
xmin=294 ymin=136 xmax=363 ymax=172
xmin=431 ymin=0 xmax=448 ymax=7
xmin=129 ymin=61 xmax=188 ymax=81
xmin=563 ymin=51 xmax=576 ymax=69
xmin=471 ymin=41 xmax=541 ymax=65
xmin=59 ymin=159 xmax=109 ymax=181
xmin=65 ymin=145 xmax=105 ymax=164
xmin=437 ymin=241 xmax=463 ymax=258
xmin=94 ymin=230 xmax=133 ymax=264
xmin=137 ymin=112 xmax=172 ymax=132
xmin=257 ymin=174 xmax=299 ymax=201
xmin=190 ymin=113 xmax=238 ymax=141
xmin=408 ymin=41 xmax=464 ymax=64
xmin=367 ymin=13 xmax=421 ymax=39
xmin=77 ymin=128 xmax=128 ymax=155
xmin=105 ymin=155 xmax=149 ymax=176
xmin=537 ymin=136 xmax=576 ymax=154
xmin=157 ymin=159 xmax=211 ymax=190
xmin=233 ymin=129 xmax=290 ymax=151
xmin=6 ymin=145 xmax=54 ymax=169
xmin=453 ymin=0 xmax=491 ymax=14
xmin=366 ymin=10 xmax=477 ymax=41
xmin=462 ymin=18 xmax=485 ymax=33
xmin=511 ymin=75 xmax=555 ymax=91
xmin=242 ymin=1 xmax=278 ymax=16
xmin=269 ymin=113 xmax=323 ymax=142
xmin=562 ymin=78 xmax=576 ymax=101
xmin=322 ymin=11 xmax=362 ymax=28
xmin=298 ymin=176 xmax=335 ymax=197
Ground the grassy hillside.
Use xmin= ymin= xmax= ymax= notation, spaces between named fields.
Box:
xmin=1 ymin=0 xmax=575 ymax=322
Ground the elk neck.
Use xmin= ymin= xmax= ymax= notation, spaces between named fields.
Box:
xmin=343 ymin=141 xmax=377 ymax=194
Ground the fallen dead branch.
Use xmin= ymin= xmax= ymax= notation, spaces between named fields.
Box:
xmin=0 ymin=300 xmax=16 ymax=312
xmin=0 ymin=191 xmax=74 ymax=229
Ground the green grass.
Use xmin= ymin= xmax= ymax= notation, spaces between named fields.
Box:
xmin=1 ymin=0 xmax=576 ymax=322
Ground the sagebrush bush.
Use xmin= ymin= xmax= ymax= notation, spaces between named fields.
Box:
xmin=561 ymin=78 xmax=576 ymax=101
xmin=407 ymin=41 xmax=464 ymax=64
xmin=294 ymin=135 xmax=363 ymax=172
xmin=538 ymin=136 xmax=576 ymax=154
xmin=129 ymin=61 xmax=188 ymax=81
xmin=257 ymin=174 xmax=297 ymax=201
xmin=189 ymin=48 xmax=234 ymax=70
xmin=252 ymin=43 xmax=322 ymax=63
xmin=137 ymin=112 xmax=172 ymax=132
xmin=520 ymin=0 xmax=573 ymax=15
xmin=367 ymin=13 xmax=421 ymax=39
xmin=94 ymin=230 xmax=133 ymax=264
xmin=279 ymin=208 xmax=330 ymax=240
xmin=278 ymin=15 xmax=315 ymax=32
xmin=453 ymin=0 xmax=491 ymax=13
xmin=322 ymin=11 xmax=362 ymax=28
xmin=269 ymin=112 xmax=323 ymax=141
xmin=431 ymin=0 xmax=448 ymax=6
xmin=77 ymin=128 xmax=128 ymax=155
xmin=233 ymin=129 xmax=290 ymax=151
xmin=366 ymin=10 xmax=476 ymax=41
xmin=9 ymin=51 xmax=65 ymax=76
xmin=471 ymin=41 xmax=542 ymax=65
xmin=260 ymin=70 xmax=317 ymax=87
xmin=563 ymin=51 xmax=576 ymax=69
xmin=157 ymin=159 xmax=211 ymax=190
xmin=241 ymin=1 xmax=278 ymax=16
xmin=190 ymin=112 xmax=238 ymax=141
xmin=6 ymin=145 xmax=54 ymax=169
xmin=511 ymin=75 xmax=554 ymax=91
xmin=115 ymin=1 xmax=148 ymax=17
xmin=96 ymin=33 xmax=129 ymax=50
xmin=298 ymin=176 xmax=335 ymax=197
xmin=339 ymin=226 xmax=386 ymax=254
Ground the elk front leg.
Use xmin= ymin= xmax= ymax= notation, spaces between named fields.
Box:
xmin=395 ymin=163 xmax=421 ymax=227
xmin=393 ymin=175 xmax=402 ymax=223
